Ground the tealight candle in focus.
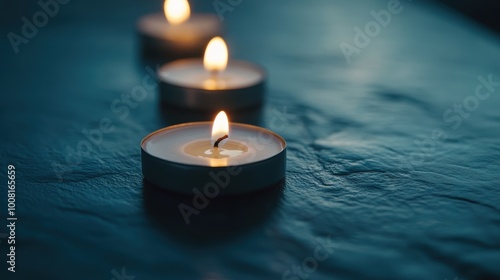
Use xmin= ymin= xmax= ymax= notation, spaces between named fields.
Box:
xmin=158 ymin=37 xmax=266 ymax=111
xmin=138 ymin=0 xmax=222 ymax=60
xmin=141 ymin=111 xmax=286 ymax=195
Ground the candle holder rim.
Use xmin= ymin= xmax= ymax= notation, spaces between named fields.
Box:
xmin=158 ymin=58 xmax=267 ymax=90
xmin=137 ymin=12 xmax=220 ymax=23
xmin=137 ymin=12 xmax=221 ymax=33
xmin=141 ymin=122 xmax=286 ymax=168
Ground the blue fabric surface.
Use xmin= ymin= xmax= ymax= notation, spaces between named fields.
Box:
xmin=1 ymin=0 xmax=500 ymax=279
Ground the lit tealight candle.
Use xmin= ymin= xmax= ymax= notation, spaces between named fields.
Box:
xmin=141 ymin=111 xmax=286 ymax=195
xmin=158 ymin=36 xmax=266 ymax=111
xmin=138 ymin=0 xmax=222 ymax=60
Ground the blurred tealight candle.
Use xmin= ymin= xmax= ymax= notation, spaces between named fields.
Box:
xmin=158 ymin=37 xmax=266 ymax=111
xmin=138 ymin=0 xmax=222 ymax=60
xmin=141 ymin=111 xmax=286 ymax=195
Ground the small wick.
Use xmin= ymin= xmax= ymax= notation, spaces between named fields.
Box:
xmin=213 ymin=135 xmax=228 ymax=148
xmin=210 ymin=70 xmax=219 ymax=81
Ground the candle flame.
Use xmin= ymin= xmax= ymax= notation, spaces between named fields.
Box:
xmin=211 ymin=111 xmax=229 ymax=147
xmin=164 ymin=0 xmax=190 ymax=25
xmin=204 ymin=37 xmax=228 ymax=72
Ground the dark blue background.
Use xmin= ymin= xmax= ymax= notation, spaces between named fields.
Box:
xmin=1 ymin=0 xmax=500 ymax=279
